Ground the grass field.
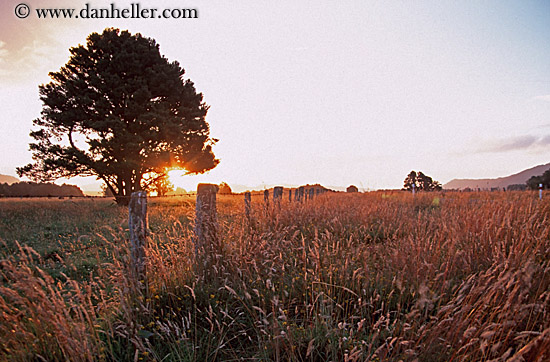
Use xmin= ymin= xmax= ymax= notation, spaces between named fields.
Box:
xmin=0 ymin=191 xmax=549 ymax=361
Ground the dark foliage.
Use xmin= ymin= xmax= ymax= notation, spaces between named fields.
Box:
xmin=17 ymin=28 xmax=218 ymax=205
xmin=402 ymin=171 xmax=442 ymax=192
xmin=526 ymin=169 xmax=550 ymax=190
xmin=346 ymin=185 xmax=358 ymax=193
xmin=0 ymin=182 xmax=83 ymax=197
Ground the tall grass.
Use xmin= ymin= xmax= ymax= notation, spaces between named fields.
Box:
xmin=0 ymin=191 xmax=549 ymax=361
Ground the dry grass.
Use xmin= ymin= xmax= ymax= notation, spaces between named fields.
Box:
xmin=0 ymin=191 xmax=549 ymax=361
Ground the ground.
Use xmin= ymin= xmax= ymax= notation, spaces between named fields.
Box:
xmin=0 ymin=191 xmax=548 ymax=361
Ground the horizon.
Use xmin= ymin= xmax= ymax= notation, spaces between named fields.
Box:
xmin=2 ymin=1 xmax=550 ymax=192
xmin=2 ymin=159 xmax=549 ymax=195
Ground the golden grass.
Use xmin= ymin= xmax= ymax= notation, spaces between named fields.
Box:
xmin=0 ymin=191 xmax=549 ymax=361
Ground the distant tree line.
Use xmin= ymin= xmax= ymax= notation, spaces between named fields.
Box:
xmin=0 ymin=182 xmax=84 ymax=197
xmin=507 ymin=184 xmax=527 ymax=191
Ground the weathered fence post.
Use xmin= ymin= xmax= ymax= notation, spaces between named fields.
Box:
xmin=194 ymin=184 xmax=219 ymax=255
xmin=129 ymin=191 xmax=148 ymax=292
xmin=274 ymin=186 xmax=283 ymax=203
xmin=289 ymin=189 xmax=292 ymax=202
xmin=264 ymin=189 xmax=269 ymax=206
xmin=244 ymin=191 xmax=251 ymax=220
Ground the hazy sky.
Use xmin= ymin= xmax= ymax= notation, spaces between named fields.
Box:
xmin=1 ymin=0 xmax=550 ymax=191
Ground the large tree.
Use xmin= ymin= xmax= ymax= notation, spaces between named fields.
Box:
xmin=17 ymin=28 xmax=218 ymax=204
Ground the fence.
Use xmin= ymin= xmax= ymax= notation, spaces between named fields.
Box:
xmin=126 ymin=184 xmax=332 ymax=292
xmin=126 ymin=185 xmax=545 ymax=293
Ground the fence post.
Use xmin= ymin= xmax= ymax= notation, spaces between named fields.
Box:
xmin=264 ymin=189 xmax=269 ymax=206
xmin=129 ymin=191 xmax=148 ymax=293
xmin=244 ymin=191 xmax=251 ymax=220
xmin=274 ymin=186 xmax=283 ymax=203
xmin=289 ymin=189 xmax=292 ymax=202
xmin=194 ymin=184 xmax=219 ymax=255
xmin=299 ymin=186 xmax=304 ymax=202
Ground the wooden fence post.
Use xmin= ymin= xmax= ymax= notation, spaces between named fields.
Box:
xmin=194 ymin=184 xmax=219 ymax=255
xmin=289 ymin=189 xmax=292 ymax=202
xmin=129 ymin=191 xmax=148 ymax=292
xmin=244 ymin=191 xmax=251 ymax=220
xmin=274 ymin=186 xmax=283 ymax=203
xmin=264 ymin=189 xmax=269 ymax=206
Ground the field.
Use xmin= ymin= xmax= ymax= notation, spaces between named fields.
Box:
xmin=0 ymin=191 xmax=549 ymax=361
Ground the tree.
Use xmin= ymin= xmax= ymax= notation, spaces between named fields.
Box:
xmin=526 ymin=169 xmax=550 ymax=190
xmin=146 ymin=173 xmax=174 ymax=196
xmin=218 ymin=182 xmax=232 ymax=195
xmin=17 ymin=28 xmax=218 ymax=205
xmin=346 ymin=185 xmax=358 ymax=193
xmin=403 ymin=171 xmax=442 ymax=192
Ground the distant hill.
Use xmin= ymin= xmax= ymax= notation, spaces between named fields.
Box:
xmin=444 ymin=163 xmax=550 ymax=190
xmin=0 ymin=174 xmax=19 ymax=185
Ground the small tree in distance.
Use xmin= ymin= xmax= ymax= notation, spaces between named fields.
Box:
xmin=17 ymin=28 xmax=218 ymax=205
xmin=218 ymin=182 xmax=232 ymax=195
xmin=403 ymin=171 xmax=442 ymax=192
xmin=346 ymin=185 xmax=358 ymax=193
xmin=146 ymin=174 xmax=174 ymax=196
xmin=526 ymin=169 xmax=550 ymax=190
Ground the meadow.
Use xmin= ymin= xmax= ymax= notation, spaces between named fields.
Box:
xmin=0 ymin=191 xmax=549 ymax=361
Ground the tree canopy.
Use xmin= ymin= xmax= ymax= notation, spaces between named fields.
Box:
xmin=346 ymin=185 xmax=358 ymax=193
xmin=218 ymin=182 xmax=232 ymax=195
xmin=403 ymin=171 xmax=442 ymax=192
xmin=526 ymin=169 xmax=550 ymax=190
xmin=17 ymin=28 xmax=218 ymax=204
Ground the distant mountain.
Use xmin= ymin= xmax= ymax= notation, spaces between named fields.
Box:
xmin=0 ymin=174 xmax=19 ymax=185
xmin=444 ymin=163 xmax=550 ymax=190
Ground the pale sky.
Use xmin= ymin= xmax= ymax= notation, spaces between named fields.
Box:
xmin=1 ymin=0 xmax=550 ymax=192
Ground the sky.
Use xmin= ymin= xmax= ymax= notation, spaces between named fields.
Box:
xmin=1 ymin=0 xmax=550 ymax=192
